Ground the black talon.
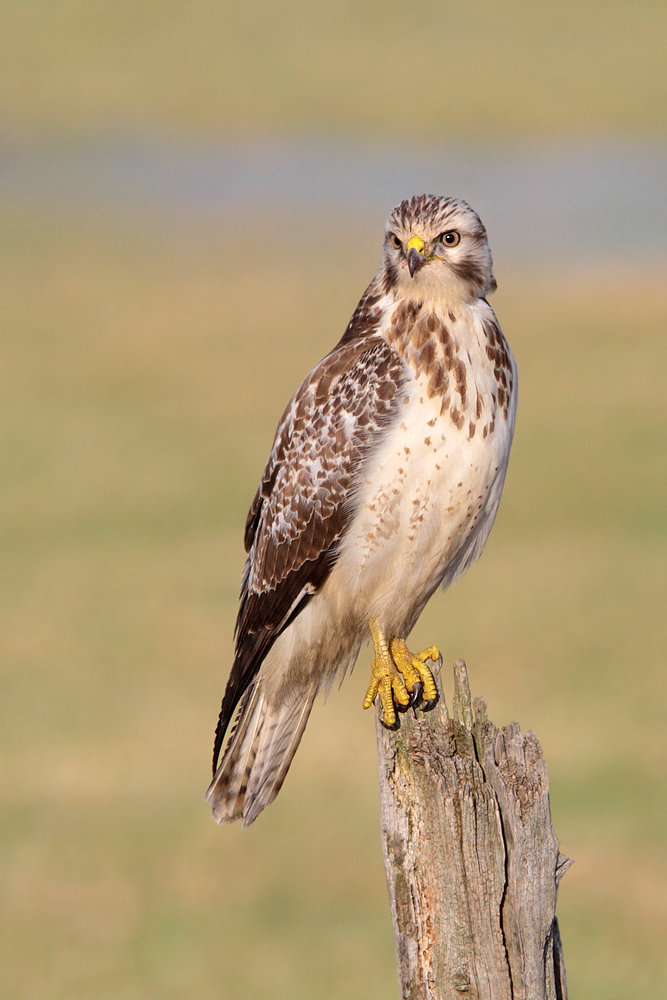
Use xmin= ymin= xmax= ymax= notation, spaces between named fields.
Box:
xmin=380 ymin=713 xmax=400 ymax=731
xmin=408 ymin=681 xmax=423 ymax=709
xmin=421 ymin=693 xmax=439 ymax=713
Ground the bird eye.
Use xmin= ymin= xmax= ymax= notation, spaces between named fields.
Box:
xmin=441 ymin=231 xmax=460 ymax=247
xmin=389 ymin=233 xmax=402 ymax=250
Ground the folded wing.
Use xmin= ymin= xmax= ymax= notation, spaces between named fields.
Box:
xmin=212 ymin=313 xmax=405 ymax=773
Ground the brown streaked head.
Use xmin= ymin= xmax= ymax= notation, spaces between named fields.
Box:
xmin=380 ymin=195 xmax=496 ymax=301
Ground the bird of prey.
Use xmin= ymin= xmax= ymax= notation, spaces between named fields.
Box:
xmin=207 ymin=195 xmax=517 ymax=827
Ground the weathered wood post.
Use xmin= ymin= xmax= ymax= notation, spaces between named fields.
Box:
xmin=375 ymin=659 xmax=572 ymax=1000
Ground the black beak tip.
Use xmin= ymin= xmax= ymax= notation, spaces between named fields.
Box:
xmin=407 ymin=247 xmax=425 ymax=278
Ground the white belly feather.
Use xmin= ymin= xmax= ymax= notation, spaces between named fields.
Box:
xmin=335 ymin=366 xmax=513 ymax=634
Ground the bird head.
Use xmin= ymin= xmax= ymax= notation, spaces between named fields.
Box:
xmin=380 ymin=195 xmax=496 ymax=302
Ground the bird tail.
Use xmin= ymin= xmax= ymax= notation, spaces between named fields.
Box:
xmin=206 ymin=682 xmax=317 ymax=827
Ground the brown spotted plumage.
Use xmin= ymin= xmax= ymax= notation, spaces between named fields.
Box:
xmin=208 ymin=195 xmax=516 ymax=826
xmin=211 ymin=333 xmax=405 ymax=774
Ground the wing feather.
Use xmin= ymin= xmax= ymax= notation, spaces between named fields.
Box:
xmin=213 ymin=293 xmax=401 ymax=770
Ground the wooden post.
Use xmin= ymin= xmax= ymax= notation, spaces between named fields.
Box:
xmin=375 ymin=659 xmax=572 ymax=1000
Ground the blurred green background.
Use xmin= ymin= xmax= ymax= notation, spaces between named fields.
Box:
xmin=1 ymin=3 xmax=666 ymax=998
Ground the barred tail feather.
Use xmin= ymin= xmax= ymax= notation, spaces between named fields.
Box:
xmin=206 ymin=684 xmax=267 ymax=824
xmin=206 ymin=684 xmax=317 ymax=827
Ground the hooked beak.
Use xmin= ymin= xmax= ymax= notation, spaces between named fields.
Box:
xmin=407 ymin=247 xmax=427 ymax=278
xmin=406 ymin=235 xmax=427 ymax=278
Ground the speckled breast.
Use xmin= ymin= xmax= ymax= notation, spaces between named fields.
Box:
xmin=333 ymin=296 xmax=516 ymax=627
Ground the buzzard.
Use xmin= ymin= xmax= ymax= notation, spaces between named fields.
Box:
xmin=207 ymin=195 xmax=517 ymax=826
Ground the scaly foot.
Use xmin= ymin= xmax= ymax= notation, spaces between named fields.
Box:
xmin=363 ymin=621 xmax=440 ymax=727
xmin=389 ymin=637 xmax=439 ymax=711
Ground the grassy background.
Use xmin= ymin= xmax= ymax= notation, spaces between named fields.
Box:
xmin=1 ymin=0 xmax=666 ymax=142
xmin=1 ymin=1 xmax=666 ymax=997
xmin=0 ymin=211 xmax=665 ymax=999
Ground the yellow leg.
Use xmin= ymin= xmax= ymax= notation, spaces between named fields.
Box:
xmin=363 ymin=620 xmax=440 ymax=727
xmin=362 ymin=620 xmax=410 ymax=728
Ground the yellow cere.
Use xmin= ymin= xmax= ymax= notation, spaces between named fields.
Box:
xmin=406 ymin=234 xmax=426 ymax=254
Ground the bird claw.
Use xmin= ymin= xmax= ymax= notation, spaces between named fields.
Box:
xmin=363 ymin=630 xmax=440 ymax=727
xmin=420 ymin=650 xmax=442 ymax=712
xmin=408 ymin=680 xmax=423 ymax=709
xmin=379 ymin=713 xmax=401 ymax=731
xmin=362 ymin=656 xmax=410 ymax=728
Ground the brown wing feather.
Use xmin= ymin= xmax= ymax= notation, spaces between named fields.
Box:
xmin=213 ymin=293 xmax=403 ymax=771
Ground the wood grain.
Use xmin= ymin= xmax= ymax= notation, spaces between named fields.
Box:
xmin=376 ymin=659 xmax=571 ymax=1000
